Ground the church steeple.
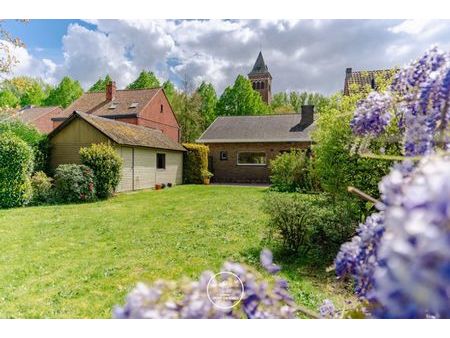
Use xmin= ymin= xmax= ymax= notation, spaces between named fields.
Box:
xmin=248 ymin=51 xmax=272 ymax=104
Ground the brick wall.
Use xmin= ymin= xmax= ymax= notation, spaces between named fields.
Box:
xmin=33 ymin=107 xmax=63 ymax=133
xmin=206 ymin=142 xmax=311 ymax=183
xmin=137 ymin=90 xmax=180 ymax=142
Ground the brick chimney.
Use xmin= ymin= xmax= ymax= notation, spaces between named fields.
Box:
xmin=106 ymin=81 xmax=116 ymax=101
xmin=301 ymin=105 xmax=314 ymax=127
xmin=346 ymin=67 xmax=352 ymax=75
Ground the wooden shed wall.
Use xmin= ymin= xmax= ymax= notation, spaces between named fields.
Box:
xmin=50 ymin=118 xmax=111 ymax=169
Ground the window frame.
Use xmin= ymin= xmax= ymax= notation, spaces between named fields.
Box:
xmin=220 ymin=151 xmax=228 ymax=161
xmin=236 ymin=151 xmax=267 ymax=166
xmin=156 ymin=153 xmax=166 ymax=170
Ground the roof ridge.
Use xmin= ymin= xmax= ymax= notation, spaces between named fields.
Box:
xmin=83 ymin=87 xmax=161 ymax=95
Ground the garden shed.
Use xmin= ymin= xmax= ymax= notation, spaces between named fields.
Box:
xmin=48 ymin=111 xmax=185 ymax=192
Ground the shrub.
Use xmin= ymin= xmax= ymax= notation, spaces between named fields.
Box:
xmin=0 ymin=118 xmax=49 ymax=173
xmin=269 ymin=149 xmax=319 ymax=192
xmin=30 ymin=171 xmax=53 ymax=205
xmin=54 ymin=164 xmax=95 ymax=203
xmin=182 ymin=143 xmax=209 ymax=184
xmin=0 ymin=132 xmax=33 ymax=208
xmin=262 ymin=192 xmax=360 ymax=257
xmin=79 ymin=143 xmax=123 ymax=198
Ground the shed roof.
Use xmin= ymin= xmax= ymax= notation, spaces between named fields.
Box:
xmin=197 ymin=114 xmax=314 ymax=143
xmin=49 ymin=111 xmax=185 ymax=152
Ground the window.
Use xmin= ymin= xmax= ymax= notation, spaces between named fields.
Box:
xmin=261 ymin=82 xmax=265 ymax=89
xmin=129 ymin=102 xmax=138 ymax=108
xmin=160 ymin=104 xmax=164 ymax=113
xmin=157 ymin=153 xmax=166 ymax=169
xmin=108 ymin=102 xmax=118 ymax=109
xmin=237 ymin=152 xmax=266 ymax=165
xmin=220 ymin=151 xmax=228 ymax=161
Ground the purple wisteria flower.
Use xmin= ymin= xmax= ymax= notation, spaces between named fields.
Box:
xmin=351 ymin=91 xmax=393 ymax=136
xmin=319 ymin=299 xmax=336 ymax=318
xmin=372 ymin=156 xmax=450 ymax=318
xmin=114 ymin=250 xmax=296 ymax=319
xmin=260 ymin=248 xmax=281 ymax=274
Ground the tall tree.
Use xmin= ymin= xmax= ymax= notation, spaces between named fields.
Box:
xmin=197 ymin=81 xmax=217 ymax=128
xmin=44 ymin=76 xmax=83 ymax=108
xmin=1 ymin=76 xmax=50 ymax=107
xmin=216 ymin=75 xmax=270 ymax=116
xmin=271 ymin=90 xmax=329 ymax=114
xmin=127 ymin=71 xmax=160 ymax=90
xmin=0 ymin=90 xmax=19 ymax=108
xmin=162 ymin=80 xmax=176 ymax=104
xmin=88 ymin=74 xmax=112 ymax=92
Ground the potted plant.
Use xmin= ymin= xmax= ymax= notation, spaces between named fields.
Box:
xmin=155 ymin=183 xmax=162 ymax=190
xmin=201 ymin=169 xmax=213 ymax=185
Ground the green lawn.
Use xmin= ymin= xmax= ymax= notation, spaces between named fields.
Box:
xmin=0 ymin=185 xmax=353 ymax=318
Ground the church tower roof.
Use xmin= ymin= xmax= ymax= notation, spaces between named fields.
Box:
xmin=248 ymin=51 xmax=271 ymax=77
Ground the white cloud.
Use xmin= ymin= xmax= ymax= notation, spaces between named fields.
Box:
xmin=4 ymin=19 xmax=450 ymax=95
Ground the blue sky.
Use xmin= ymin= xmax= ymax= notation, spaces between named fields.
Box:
xmin=3 ymin=19 xmax=450 ymax=94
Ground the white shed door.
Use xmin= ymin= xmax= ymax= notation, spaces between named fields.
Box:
xmin=116 ymin=147 xmax=134 ymax=192
xmin=133 ymin=148 xmax=155 ymax=190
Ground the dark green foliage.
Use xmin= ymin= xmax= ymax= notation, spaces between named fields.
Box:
xmin=88 ymin=75 xmax=112 ymax=92
xmin=30 ymin=171 xmax=53 ymax=205
xmin=162 ymin=80 xmax=176 ymax=104
xmin=0 ymin=118 xmax=49 ymax=173
xmin=270 ymin=149 xmax=320 ymax=192
xmin=182 ymin=143 xmax=209 ymax=184
xmin=271 ymin=91 xmax=329 ymax=114
xmin=0 ymin=132 xmax=33 ymax=208
xmin=216 ymin=75 xmax=270 ymax=116
xmin=263 ymin=192 xmax=360 ymax=257
xmin=54 ymin=164 xmax=96 ymax=203
xmin=79 ymin=143 xmax=123 ymax=199
xmin=44 ymin=76 xmax=83 ymax=108
xmin=127 ymin=71 xmax=160 ymax=89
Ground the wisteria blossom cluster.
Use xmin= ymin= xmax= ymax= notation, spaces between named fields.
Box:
xmin=113 ymin=249 xmax=297 ymax=319
xmin=351 ymin=92 xmax=392 ymax=136
xmin=350 ymin=46 xmax=450 ymax=156
xmin=335 ymin=155 xmax=450 ymax=318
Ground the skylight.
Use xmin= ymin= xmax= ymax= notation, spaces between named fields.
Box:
xmin=129 ymin=102 xmax=139 ymax=109
xmin=109 ymin=102 xmax=118 ymax=109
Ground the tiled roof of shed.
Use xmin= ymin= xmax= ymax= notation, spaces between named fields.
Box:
xmin=197 ymin=114 xmax=314 ymax=143
xmin=50 ymin=111 xmax=185 ymax=152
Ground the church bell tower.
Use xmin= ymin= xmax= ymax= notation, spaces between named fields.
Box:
xmin=248 ymin=51 xmax=272 ymax=104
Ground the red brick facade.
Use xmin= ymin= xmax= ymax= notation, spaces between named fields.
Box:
xmin=206 ymin=142 xmax=311 ymax=183
xmin=136 ymin=90 xmax=180 ymax=142
xmin=32 ymin=107 xmax=63 ymax=133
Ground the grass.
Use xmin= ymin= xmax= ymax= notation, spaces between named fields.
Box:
xmin=0 ymin=185 xmax=354 ymax=318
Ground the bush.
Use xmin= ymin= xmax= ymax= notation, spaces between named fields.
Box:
xmin=79 ymin=143 xmax=123 ymax=198
xmin=0 ymin=118 xmax=49 ymax=173
xmin=182 ymin=143 xmax=209 ymax=184
xmin=262 ymin=192 xmax=360 ymax=257
xmin=0 ymin=132 xmax=33 ymax=208
xmin=270 ymin=149 xmax=320 ymax=192
xmin=54 ymin=164 xmax=95 ymax=203
xmin=30 ymin=171 xmax=53 ymax=205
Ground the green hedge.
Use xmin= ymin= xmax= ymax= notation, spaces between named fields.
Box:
xmin=262 ymin=192 xmax=360 ymax=257
xmin=54 ymin=164 xmax=96 ymax=203
xmin=182 ymin=143 xmax=209 ymax=184
xmin=0 ymin=132 xmax=33 ymax=208
xmin=80 ymin=143 xmax=123 ymax=199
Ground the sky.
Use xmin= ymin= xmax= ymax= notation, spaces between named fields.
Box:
xmin=3 ymin=19 xmax=450 ymax=95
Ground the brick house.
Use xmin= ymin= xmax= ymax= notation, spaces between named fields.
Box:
xmin=16 ymin=106 xmax=63 ymax=133
xmin=344 ymin=67 xmax=395 ymax=95
xmin=52 ymin=82 xmax=180 ymax=143
xmin=197 ymin=106 xmax=315 ymax=183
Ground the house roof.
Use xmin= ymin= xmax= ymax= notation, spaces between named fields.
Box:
xmin=49 ymin=111 xmax=185 ymax=152
xmin=344 ymin=68 xmax=395 ymax=95
xmin=248 ymin=51 xmax=271 ymax=77
xmin=197 ymin=114 xmax=314 ymax=143
xmin=60 ymin=88 xmax=161 ymax=118
xmin=16 ymin=106 xmax=62 ymax=123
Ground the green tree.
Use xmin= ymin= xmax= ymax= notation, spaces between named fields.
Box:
xmin=162 ymin=80 xmax=176 ymax=104
xmin=197 ymin=81 xmax=217 ymax=128
xmin=127 ymin=71 xmax=160 ymax=90
xmin=0 ymin=90 xmax=19 ymax=108
xmin=88 ymin=74 xmax=112 ymax=92
xmin=19 ymin=80 xmax=47 ymax=106
xmin=216 ymin=75 xmax=270 ymax=116
xmin=171 ymin=91 xmax=203 ymax=143
xmin=44 ymin=76 xmax=83 ymax=108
